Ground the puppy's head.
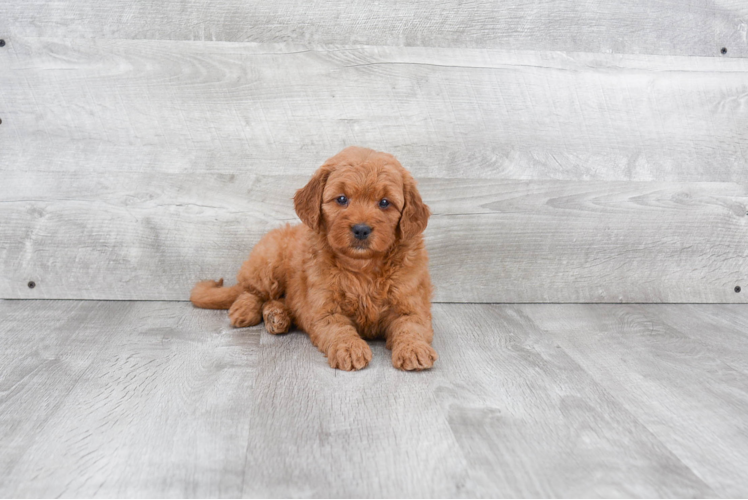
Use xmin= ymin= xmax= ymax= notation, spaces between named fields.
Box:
xmin=294 ymin=147 xmax=430 ymax=259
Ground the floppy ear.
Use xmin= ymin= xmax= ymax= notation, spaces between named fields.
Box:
xmin=294 ymin=164 xmax=333 ymax=231
xmin=398 ymin=173 xmax=430 ymax=239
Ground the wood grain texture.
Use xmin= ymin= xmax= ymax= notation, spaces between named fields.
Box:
xmin=650 ymin=304 xmax=748 ymax=374
xmin=0 ymin=300 xmax=259 ymax=498
xmin=524 ymin=304 xmax=748 ymax=498
xmin=0 ymin=301 xmax=127 ymax=491
xmin=430 ymin=304 xmax=716 ymax=497
xmin=4 ymin=300 xmax=747 ymax=496
xmin=0 ymin=0 xmax=745 ymax=57
xmin=242 ymin=330 xmax=467 ymax=497
xmin=2 ymin=37 xmax=748 ymax=181
xmin=1 ymin=171 xmax=746 ymax=303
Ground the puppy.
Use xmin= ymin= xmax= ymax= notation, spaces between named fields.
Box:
xmin=190 ymin=146 xmax=437 ymax=371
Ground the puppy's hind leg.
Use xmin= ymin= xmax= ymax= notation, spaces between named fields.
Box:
xmin=262 ymin=299 xmax=292 ymax=335
xmin=231 ymin=224 xmax=295 ymax=329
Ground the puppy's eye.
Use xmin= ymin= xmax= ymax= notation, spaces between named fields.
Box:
xmin=336 ymin=195 xmax=349 ymax=206
xmin=378 ymin=198 xmax=390 ymax=209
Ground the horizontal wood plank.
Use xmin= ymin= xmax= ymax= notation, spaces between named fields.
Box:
xmin=0 ymin=0 xmax=745 ymax=57
xmin=2 ymin=38 xmax=748 ymax=181
xmin=1 ymin=172 xmax=746 ymax=302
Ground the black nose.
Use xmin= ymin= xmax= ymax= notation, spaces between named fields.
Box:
xmin=351 ymin=224 xmax=372 ymax=240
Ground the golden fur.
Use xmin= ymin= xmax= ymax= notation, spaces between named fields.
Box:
xmin=190 ymin=147 xmax=436 ymax=371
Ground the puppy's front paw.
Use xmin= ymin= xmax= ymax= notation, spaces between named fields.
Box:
xmin=327 ymin=338 xmax=372 ymax=371
xmin=262 ymin=300 xmax=291 ymax=335
xmin=392 ymin=341 xmax=438 ymax=371
xmin=228 ymin=292 xmax=262 ymax=328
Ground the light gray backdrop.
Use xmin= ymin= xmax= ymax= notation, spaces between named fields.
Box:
xmin=1 ymin=1 xmax=747 ymax=302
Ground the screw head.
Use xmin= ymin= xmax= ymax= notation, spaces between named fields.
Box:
xmin=28 ymin=281 xmax=36 ymax=289
xmin=0 ymin=39 xmax=5 ymax=47
xmin=735 ymin=285 xmax=741 ymax=293
xmin=721 ymin=47 xmax=727 ymax=55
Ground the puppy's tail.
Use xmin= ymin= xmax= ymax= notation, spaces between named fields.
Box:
xmin=190 ymin=278 xmax=243 ymax=309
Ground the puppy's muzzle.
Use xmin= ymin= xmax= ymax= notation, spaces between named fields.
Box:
xmin=351 ymin=224 xmax=372 ymax=241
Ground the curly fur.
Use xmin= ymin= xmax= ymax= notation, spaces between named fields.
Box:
xmin=190 ymin=147 xmax=436 ymax=371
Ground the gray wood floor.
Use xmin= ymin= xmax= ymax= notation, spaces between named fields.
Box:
xmin=2 ymin=300 xmax=747 ymax=497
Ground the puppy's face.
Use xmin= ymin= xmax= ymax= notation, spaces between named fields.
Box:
xmin=294 ymin=147 xmax=430 ymax=260
xmin=321 ymin=163 xmax=403 ymax=259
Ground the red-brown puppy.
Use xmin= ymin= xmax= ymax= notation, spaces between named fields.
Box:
xmin=190 ymin=146 xmax=436 ymax=371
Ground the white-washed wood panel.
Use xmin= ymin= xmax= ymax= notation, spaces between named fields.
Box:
xmin=2 ymin=37 xmax=748 ymax=181
xmin=0 ymin=0 xmax=745 ymax=57
xmin=1 ymin=172 xmax=746 ymax=302
xmin=428 ymin=179 xmax=748 ymax=303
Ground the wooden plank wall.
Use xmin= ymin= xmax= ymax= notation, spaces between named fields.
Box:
xmin=1 ymin=1 xmax=746 ymax=57
xmin=1 ymin=2 xmax=747 ymax=302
